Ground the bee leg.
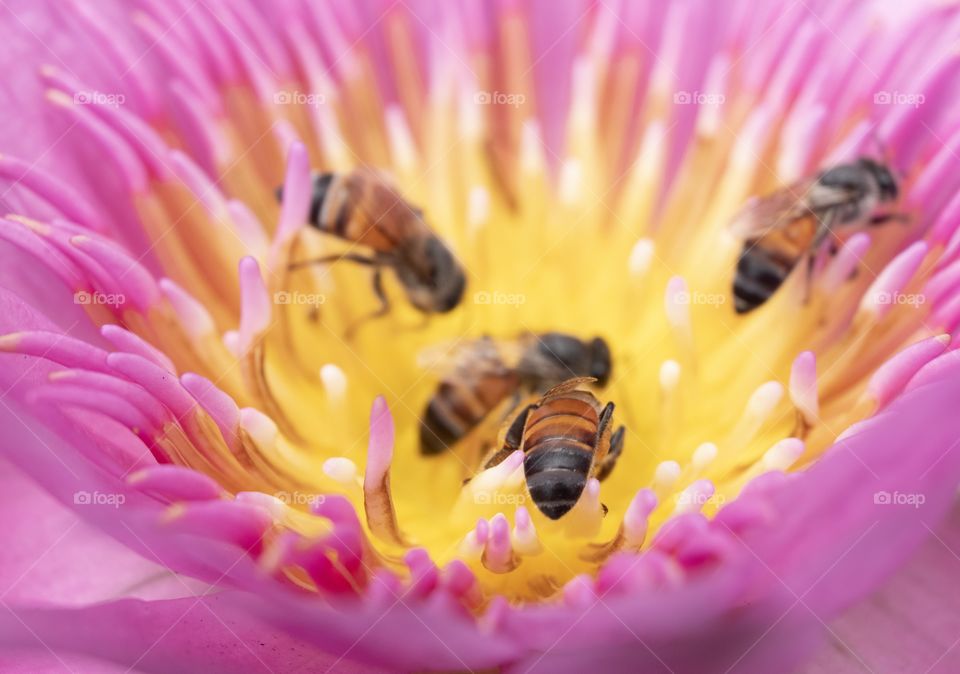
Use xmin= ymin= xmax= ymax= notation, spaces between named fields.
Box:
xmin=868 ymin=213 xmax=910 ymax=226
xmin=344 ymin=268 xmax=391 ymax=339
xmin=288 ymin=253 xmax=377 ymax=271
xmin=596 ymin=426 xmax=625 ymax=481
xmin=482 ymin=403 xmax=535 ymax=470
xmin=595 ymin=402 xmax=615 ymax=442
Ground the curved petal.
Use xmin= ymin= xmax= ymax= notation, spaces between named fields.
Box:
xmin=800 ymin=501 xmax=960 ymax=673
xmin=490 ymin=363 xmax=960 ymax=674
xmin=0 ymin=650 xmax=132 ymax=673
xmin=0 ymin=458 xmax=199 ymax=606
xmin=0 ymin=1 xmax=959 ymax=673
xmin=0 ymin=593 xmax=388 ymax=674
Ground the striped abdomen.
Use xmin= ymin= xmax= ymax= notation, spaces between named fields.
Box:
xmin=308 ymin=172 xmax=406 ymax=253
xmin=522 ymin=396 xmax=599 ymax=520
xmin=733 ymin=243 xmax=797 ymax=314
xmin=420 ymin=369 xmax=520 ymax=455
xmin=734 ymin=217 xmax=817 ymax=314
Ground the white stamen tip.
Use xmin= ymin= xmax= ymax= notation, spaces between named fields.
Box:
xmin=746 ymin=381 xmax=784 ymax=419
xmin=692 ymin=442 xmax=718 ymax=470
xmin=659 ymin=360 xmax=681 ymax=391
xmin=385 ymin=106 xmax=418 ymax=171
xmin=762 ymin=438 xmax=805 ymax=471
xmin=558 ymin=159 xmax=583 ymax=205
xmin=240 ymin=407 xmax=278 ymax=448
xmin=322 ymin=457 xmax=358 ymax=484
xmin=674 ymin=479 xmax=717 ymax=514
xmin=654 ymin=460 xmax=682 ymax=488
xmin=319 ymin=364 xmax=348 ymax=400
xmin=467 ymin=186 xmax=490 ymax=230
xmin=628 ymin=238 xmax=655 ymax=277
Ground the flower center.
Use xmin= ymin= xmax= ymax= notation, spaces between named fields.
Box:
xmin=16 ymin=6 xmax=945 ymax=604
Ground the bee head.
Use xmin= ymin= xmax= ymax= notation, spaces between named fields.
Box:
xmin=399 ymin=236 xmax=466 ymax=314
xmin=531 ymin=333 xmax=611 ymax=387
xmin=858 ymin=158 xmax=899 ymax=202
xmin=588 ymin=337 xmax=612 ymax=386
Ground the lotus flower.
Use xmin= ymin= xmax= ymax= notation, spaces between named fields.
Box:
xmin=3 ymin=0 xmax=960 ymax=672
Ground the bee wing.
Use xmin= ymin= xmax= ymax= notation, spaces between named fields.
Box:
xmin=344 ymin=167 xmax=426 ymax=225
xmin=805 ymin=181 xmax=868 ymax=219
xmin=542 ymin=376 xmax=597 ymax=397
xmin=417 ymin=337 xmax=524 ymax=374
xmin=350 ymin=165 xmax=397 ymax=187
xmin=728 ymin=179 xmax=818 ymax=240
xmin=417 ymin=337 xmax=489 ymax=371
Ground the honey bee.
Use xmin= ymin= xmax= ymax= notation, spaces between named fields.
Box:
xmin=482 ymin=377 xmax=625 ymax=520
xmin=282 ymin=170 xmax=466 ymax=329
xmin=730 ymin=158 xmax=902 ymax=313
xmin=419 ymin=333 xmax=612 ymax=458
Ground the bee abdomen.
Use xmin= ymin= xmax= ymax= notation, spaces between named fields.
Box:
xmin=308 ymin=173 xmax=357 ymax=240
xmin=526 ymin=469 xmax=589 ymax=520
xmin=734 ymin=246 xmax=793 ymax=314
xmin=420 ymin=397 xmax=467 ymax=455
xmin=524 ymin=441 xmax=592 ymax=520
xmin=419 ymin=376 xmax=514 ymax=455
xmin=307 ymin=173 xmax=335 ymax=227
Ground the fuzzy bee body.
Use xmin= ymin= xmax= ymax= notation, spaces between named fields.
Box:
xmin=307 ymin=172 xmax=415 ymax=253
xmin=487 ymin=378 xmax=625 ymax=520
xmin=730 ymin=157 xmax=901 ymax=314
xmin=421 ymin=360 xmax=521 ymax=457
xmin=283 ymin=170 xmax=466 ymax=331
xmin=419 ymin=334 xmax=612 ymax=457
